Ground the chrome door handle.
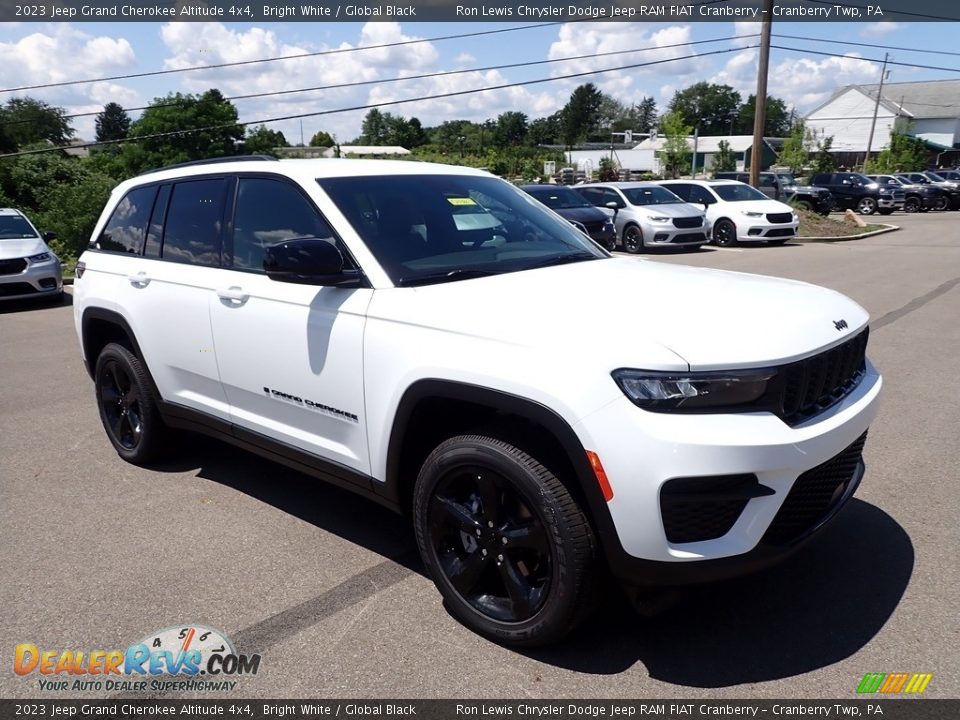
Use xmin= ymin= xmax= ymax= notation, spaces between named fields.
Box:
xmin=127 ymin=272 xmax=150 ymax=287
xmin=216 ymin=286 xmax=249 ymax=303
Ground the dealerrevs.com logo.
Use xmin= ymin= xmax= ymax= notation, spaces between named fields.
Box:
xmin=14 ymin=625 xmax=261 ymax=693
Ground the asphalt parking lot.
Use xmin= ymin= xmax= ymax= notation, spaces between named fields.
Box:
xmin=1 ymin=211 xmax=958 ymax=700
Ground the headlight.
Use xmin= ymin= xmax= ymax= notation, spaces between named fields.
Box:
xmin=612 ymin=368 xmax=776 ymax=412
xmin=27 ymin=252 xmax=52 ymax=262
xmin=648 ymin=215 xmax=671 ymax=223
xmin=741 ymin=211 xmax=764 ymax=218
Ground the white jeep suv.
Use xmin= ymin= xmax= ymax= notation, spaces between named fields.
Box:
xmin=73 ymin=158 xmax=881 ymax=646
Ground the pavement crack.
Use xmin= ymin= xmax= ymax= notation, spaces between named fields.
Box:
xmin=871 ymin=276 xmax=960 ymax=331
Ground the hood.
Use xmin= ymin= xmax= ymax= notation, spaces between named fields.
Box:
xmin=370 ymin=257 xmax=868 ymax=371
xmin=0 ymin=237 xmax=45 ymax=260
xmin=723 ymin=199 xmax=795 ymax=215
xmin=632 ymin=203 xmax=703 ymax=219
xmin=552 ymin=206 xmax=611 ymax=225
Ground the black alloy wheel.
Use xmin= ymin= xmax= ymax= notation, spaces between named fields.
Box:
xmin=857 ymin=196 xmax=878 ymax=215
xmin=94 ymin=343 xmax=168 ymax=464
xmin=413 ymin=435 xmax=596 ymax=646
xmin=713 ymin=219 xmax=737 ymax=247
xmin=904 ymin=197 xmax=920 ymax=213
xmin=933 ymin=196 xmax=949 ymax=212
xmin=622 ymin=225 xmax=644 ymax=254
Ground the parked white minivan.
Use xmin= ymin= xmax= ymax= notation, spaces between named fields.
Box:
xmin=658 ymin=180 xmax=799 ymax=246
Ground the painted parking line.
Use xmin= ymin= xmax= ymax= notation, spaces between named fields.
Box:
xmin=712 ymin=247 xmax=745 ymax=252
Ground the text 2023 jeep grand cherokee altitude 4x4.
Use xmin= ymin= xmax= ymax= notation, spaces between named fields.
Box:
xmin=73 ymin=158 xmax=882 ymax=646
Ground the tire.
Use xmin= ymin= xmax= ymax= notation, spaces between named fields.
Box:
xmin=94 ymin=343 xmax=169 ymax=465
xmin=856 ymin=196 xmax=878 ymax=215
xmin=932 ymin=196 xmax=949 ymax=212
xmin=413 ymin=435 xmax=596 ymax=647
xmin=904 ymin=197 xmax=920 ymax=213
xmin=795 ymin=200 xmax=813 ymax=212
xmin=878 ymin=208 xmax=894 ymax=216
xmin=622 ymin=225 xmax=644 ymax=254
xmin=713 ymin=219 xmax=737 ymax=247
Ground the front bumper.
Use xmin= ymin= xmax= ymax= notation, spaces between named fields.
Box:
xmin=642 ymin=220 xmax=708 ymax=247
xmin=878 ymin=194 xmax=904 ymax=210
xmin=0 ymin=258 xmax=63 ymax=300
xmin=735 ymin=219 xmax=799 ymax=243
xmin=575 ymin=360 xmax=882 ymax=585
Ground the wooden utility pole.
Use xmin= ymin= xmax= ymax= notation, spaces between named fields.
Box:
xmin=864 ymin=53 xmax=890 ymax=171
xmin=750 ymin=0 xmax=775 ymax=187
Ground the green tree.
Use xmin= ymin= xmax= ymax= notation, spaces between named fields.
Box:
xmin=244 ymin=125 xmax=287 ymax=154
xmin=712 ymin=140 xmax=737 ymax=174
xmin=492 ymin=111 xmax=528 ymax=148
xmin=360 ymin=109 xmax=389 ymax=144
xmin=309 ymin=130 xmax=335 ymax=147
xmin=634 ymin=97 xmax=658 ymax=135
xmin=527 ymin=112 xmax=562 ymax=146
xmin=865 ymin=125 xmax=929 ymax=173
xmin=598 ymin=156 xmax=619 ymax=181
xmin=668 ymin=82 xmax=742 ymax=136
xmin=121 ymin=89 xmax=243 ymax=174
xmin=809 ymin=134 xmax=836 ymax=175
xmin=561 ymin=83 xmax=604 ymax=147
xmin=735 ymin=95 xmax=792 ymax=136
xmin=95 ymin=102 xmax=131 ymax=143
xmin=657 ymin=111 xmax=693 ymax=179
xmin=0 ymin=97 xmax=74 ymax=151
xmin=777 ymin=120 xmax=810 ymax=174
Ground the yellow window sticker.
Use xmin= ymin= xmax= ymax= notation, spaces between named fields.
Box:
xmin=447 ymin=197 xmax=477 ymax=206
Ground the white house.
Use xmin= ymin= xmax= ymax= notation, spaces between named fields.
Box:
xmin=806 ymin=80 xmax=960 ymax=158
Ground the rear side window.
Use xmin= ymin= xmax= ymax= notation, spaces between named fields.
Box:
xmin=161 ymin=178 xmax=227 ymax=267
xmin=230 ymin=178 xmax=336 ymax=272
xmin=95 ymin=186 xmax=157 ymax=255
xmin=687 ymin=185 xmax=716 ymax=205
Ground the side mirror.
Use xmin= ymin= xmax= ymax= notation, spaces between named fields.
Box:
xmin=264 ymin=238 xmax=362 ymax=287
xmin=604 ymin=200 xmax=620 ymax=215
xmin=702 ymin=202 xmax=710 ymax=211
xmin=42 ymin=231 xmax=57 ymax=242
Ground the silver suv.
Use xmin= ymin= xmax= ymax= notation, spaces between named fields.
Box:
xmin=574 ymin=183 xmax=707 ymax=253
xmin=0 ymin=208 xmax=63 ymax=302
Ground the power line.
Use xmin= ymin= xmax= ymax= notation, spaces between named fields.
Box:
xmin=0 ymin=46 xmax=749 ymax=160
xmin=770 ymin=44 xmax=960 ymax=75
xmin=0 ymin=23 xmax=564 ymax=94
xmin=775 ymin=33 xmax=960 ymax=59
xmin=0 ymin=35 xmax=757 ymax=128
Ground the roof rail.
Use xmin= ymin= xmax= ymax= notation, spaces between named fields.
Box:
xmin=138 ymin=154 xmax=278 ymax=176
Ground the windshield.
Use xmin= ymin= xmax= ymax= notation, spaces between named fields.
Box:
xmin=851 ymin=173 xmax=874 ymax=185
xmin=621 ymin=186 xmax=684 ymax=206
xmin=924 ymin=172 xmax=946 ymax=182
xmin=524 ymin=186 xmax=592 ymax=210
xmin=712 ymin=183 xmax=769 ymax=202
xmin=0 ymin=215 xmax=40 ymax=240
xmin=317 ymin=174 xmax=606 ymax=286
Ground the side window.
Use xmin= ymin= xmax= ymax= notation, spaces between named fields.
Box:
xmin=95 ymin=186 xmax=157 ymax=255
xmin=144 ymin=185 xmax=171 ymax=259
xmin=161 ymin=178 xmax=228 ymax=267
xmin=687 ymin=185 xmax=715 ymax=205
xmin=759 ymin=173 xmax=775 ymax=186
xmin=230 ymin=178 xmax=336 ymax=272
xmin=577 ymin=188 xmax=602 ymax=206
xmin=602 ymin=189 xmax=625 ymax=208
xmin=667 ymin=184 xmax=692 ymax=201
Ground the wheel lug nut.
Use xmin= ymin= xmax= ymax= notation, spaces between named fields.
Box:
xmin=501 ymin=537 xmax=508 ymax=545
xmin=481 ymin=549 xmax=488 ymax=556
xmin=475 ymin=529 xmax=482 ymax=537
xmin=487 ymin=521 xmax=494 ymax=528
xmin=497 ymin=554 xmax=503 ymax=561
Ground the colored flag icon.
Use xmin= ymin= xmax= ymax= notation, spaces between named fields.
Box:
xmin=857 ymin=673 xmax=932 ymax=694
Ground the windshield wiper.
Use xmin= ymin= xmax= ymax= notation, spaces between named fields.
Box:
xmin=526 ymin=252 xmax=598 ymax=270
xmin=396 ymin=268 xmax=501 ymax=287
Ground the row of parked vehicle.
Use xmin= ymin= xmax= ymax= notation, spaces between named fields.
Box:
xmin=521 ymin=179 xmax=799 ymax=252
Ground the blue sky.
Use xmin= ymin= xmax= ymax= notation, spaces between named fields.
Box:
xmin=0 ymin=20 xmax=954 ymax=144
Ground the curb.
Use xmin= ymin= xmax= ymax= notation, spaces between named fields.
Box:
xmin=796 ymin=224 xmax=899 ymax=243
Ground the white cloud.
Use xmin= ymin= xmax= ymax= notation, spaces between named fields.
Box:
xmin=732 ymin=21 xmax=759 ymax=48
xmin=861 ymin=22 xmax=901 ymax=37
xmin=0 ymin=25 xmax=139 ymax=139
xmin=546 ymin=22 xmax=710 ymax=106
xmin=769 ymin=54 xmax=880 ymax=113
xmin=454 ymin=52 xmax=476 ymax=66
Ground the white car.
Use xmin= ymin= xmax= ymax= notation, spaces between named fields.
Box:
xmin=73 ymin=158 xmax=880 ymax=646
xmin=658 ymin=180 xmax=800 ymax=246
xmin=573 ymin=182 xmax=708 ymax=253
xmin=0 ymin=208 xmax=63 ymax=302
